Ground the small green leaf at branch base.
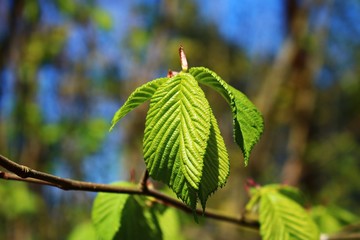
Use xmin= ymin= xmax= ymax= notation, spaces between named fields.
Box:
xmin=92 ymin=182 xmax=134 ymax=240
xmin=92 ymin=182 xmax=162 ymax=240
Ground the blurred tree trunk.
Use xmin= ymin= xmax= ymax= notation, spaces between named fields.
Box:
xmin=282 ymin=0 xmax=329 ymax=186
xmin=0 ymin=0 xmax=24 ymax=153
xmin=252 ymin=0 xmax=329 ymax=186
xmin=0 ymin=1 xmax=44 ymax=239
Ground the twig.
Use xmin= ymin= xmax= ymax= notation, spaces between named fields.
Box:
xmin=0 ymin=154 xmax=259 ymax=230
xmin=139 ymin=169 xmax=149 ymax=192
xmin=324 ymin=233 xmax=360 ymax=240
xmin=3 ymin=154 xmax=360 ymax=239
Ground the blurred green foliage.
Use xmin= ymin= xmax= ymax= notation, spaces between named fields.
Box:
xmin=310 ymin=205 xmax=360 ymax=234
xmin=1 ymin=0 xmax=360 ymax=239
xmin=0 ymin=182 xmax=38 ymax=219
xmin=67 ymin=221 xmax=96 ymax=240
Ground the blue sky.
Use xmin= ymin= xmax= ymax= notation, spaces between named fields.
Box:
xmin=198 ymin=0 xmax=285 ymax=57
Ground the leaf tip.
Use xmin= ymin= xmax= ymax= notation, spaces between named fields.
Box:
xmin=109 ymin=120 xmax=117 ymax=132
xmin=244 ymin=157 xmax=249 ymax=167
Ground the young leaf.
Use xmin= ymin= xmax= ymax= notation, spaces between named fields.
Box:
xmin=110 ymin=77 xmax=168 ymax=131
xmin=157 ymin=207 xmax=186 ymax=240
xmin=229 ymin=85 xmax=264 ymax=164
xmin=92 ymin=182 xmax=162 ymax=240
xmin=259 ymin=191 xmax=319 ymax=240
xmin=276 ymin=185 xmax=305 ymax=206
xmin=189 ymin=67 xmax=263 ymax=165
xmin=115 ymin=196 xmax=162 ymax=240
xmin=198 ymin=112 xmax=230 ymax=209
xmin=143 ymin=72 xmax=211 ymax=209
xmin=310 ymin=205 xmax=360 ymax=234
xmin=256 ymin=184 xmax=305 ymax=206
xmin=92 ymin=182 xmax=134 ymax=240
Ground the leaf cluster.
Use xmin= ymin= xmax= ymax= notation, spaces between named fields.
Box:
xmin=110 ymin=65 xmax=263 ymax=212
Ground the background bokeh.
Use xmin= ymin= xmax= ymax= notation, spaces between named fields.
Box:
xmin=1 ymin=0 xmax=360 ymax=239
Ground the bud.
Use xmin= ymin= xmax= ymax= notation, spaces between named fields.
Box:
xmin=179 ymin=45 xmax=188 ymax=71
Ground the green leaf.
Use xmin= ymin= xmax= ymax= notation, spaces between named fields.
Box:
xmin=245 ymin=189 xmax=262 ymax=222
xmin=110 ymin=77 xmax=168 ymax=131
xmin=92 ymin=182 xmax=134 ymax=240
xmin=189 ymin=67 xmax=263 ymax=165
xmin=259 ymin=184 xmax=305 ymax=206
xmin=68 ymin=221 xmax=96 ymax=240
xmin=310 ymin=206 xmax=343 ymax=234
xmin=143 ymin=72 xmax=211 ymax=209
xmin=310 ymin=205 xmax=360 ymax=234
xmin=259 ymin=191 xmax=319 ymax=240
xmin=115 ymin=196 xmax=162 ymax=240
xmin=229 ymin=85 xmax=264 ymax=164
xmin=328 ymin=205 xmax=360 ymax=224
xmin=277 ymin=185 xmax=305 ymax=206
xmin=189 ymin=67 xmax=234 ymax=106
xmin=245 ymin=184 xmax=307 ymax=223
xmin=92 ymin=182 xmax=162 ymax=240
xmin=157 ymin=208 xmax=186 ymax=240
xmin=198 ymin=112 xmax=230 ymax=210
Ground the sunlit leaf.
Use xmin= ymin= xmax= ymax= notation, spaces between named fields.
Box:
xmin=229 ymin=85 xmax=264 ymax=164
xmin=189 ymin=67 xmax=263 ymax=165
xmin=143 ymin=72 xmax=211 ymax=209
xmin=260 ymin=190 xmax=319 ymax=240
xmin=198 ymin=112 xmax=230 ymax=209
xmin=92 ymin=182 xmax=162 ymax=240
xmin=244 ymin=189 xmax=262 ymax=222
xmin=92 ymin=183 xmax=134 ymax=240
xmin=258 ymin=184 xmax=305 ymax=206
xmin=110 ymin=77 xmax=168 ymax=131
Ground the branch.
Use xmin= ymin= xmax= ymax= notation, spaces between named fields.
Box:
xmin=139 ymin=169 xmax=149 ymax=191
xmin=325 ymin=233 xmax=360 ymax=240
xmin=0 ymin=154 xmax=259 ymax=230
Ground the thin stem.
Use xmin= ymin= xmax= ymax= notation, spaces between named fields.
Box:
xmin=3 ymin=154 xmax=360 ymax=239
xmin=0 ymin=154 xmax=258 ymax=230
xmin=139 ymin=169 xmax=149 ymax=191
xmin=326 ymin=233 xmax=360 ymax=240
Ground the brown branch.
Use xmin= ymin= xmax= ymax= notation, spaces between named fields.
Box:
xmin=326 ymin=233 xmax=360 ymax=240
xmin=3 ymin=154 xmax=360 ymax=239
xmin=0 ymin=154 xmax=259 ymax=230
xmin=139 ymin=169 xmax=149 ymax=192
